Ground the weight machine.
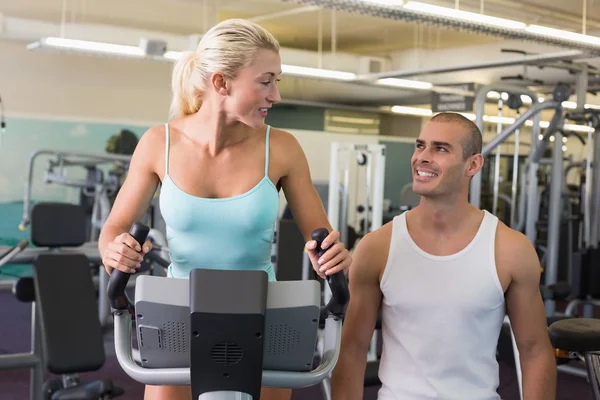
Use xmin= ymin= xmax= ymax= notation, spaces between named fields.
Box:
xmin=469 ymin=82 xmax=578 ymax=397
xmin=15 ymin=148 xmax=170 ymax=328
xmin=19 ymin=149 xmax=132 ymax=241
xmin=327 ymin=142 xmax=386 ymax=245
xmin=318 ymin=142 xmax=386 ymax=398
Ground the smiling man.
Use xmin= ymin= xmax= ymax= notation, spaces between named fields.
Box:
xmin=331 ymin=112 xmax=556 ymax=400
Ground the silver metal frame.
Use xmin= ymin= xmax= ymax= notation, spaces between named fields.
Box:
xmin=0 ymin=246 xmax=44 ymax=400
xmin=20 ymin=148 xmax=131 ymax=231
xmin=112 ymin=309 xmax=343 ymax=389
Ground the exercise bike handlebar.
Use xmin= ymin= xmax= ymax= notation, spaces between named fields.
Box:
xmin=107 ymin=224 xmax=351 ymax=319
xmin=311 ymin=227 xmax=350 ymax=320
xmin=106 ymin=223 xmax=150 ymax=314
xmin=108 ymin=222 xmax=349 ymax=388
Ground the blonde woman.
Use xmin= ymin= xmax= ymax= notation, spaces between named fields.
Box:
xmin=99 ymin=18 xmax=351 ymax=400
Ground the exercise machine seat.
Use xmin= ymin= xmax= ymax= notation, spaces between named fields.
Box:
xmin=540 ymin=281 xmax=571 ymax=301
xmin=364 ymin=361 xmax=381 ymax=387
xmin=51 ymin=380 xmax=124 ymax=400
xmin=548 ymin=318 xmax=600 ymax=353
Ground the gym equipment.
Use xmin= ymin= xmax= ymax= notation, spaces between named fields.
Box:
xmin=19 ymin=149 xmax=132 ymax=241
xmin=327 ymin=142 xmax=386 ymax=247
xmin=324 ymin=142 xmax=385 ymax=397
xmin=549 ymin=318 xmax=600 ymax=399
xmin=107 ymin=223 xmax=349 ymax=399
xmin=469 ymin=83 xmax=580 ymax=399
xmin=0 ymin=202 xmax=124 ymax=400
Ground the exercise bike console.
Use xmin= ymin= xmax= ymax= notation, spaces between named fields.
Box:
xmin=107 ymin=223 xmax=349 ymax=400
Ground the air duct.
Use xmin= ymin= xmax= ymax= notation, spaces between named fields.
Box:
xmin=280 ymin=0 xmax=600 ymax=54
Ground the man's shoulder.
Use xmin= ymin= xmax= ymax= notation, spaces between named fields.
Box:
xmin=361 ymin=218 xmax=395 ymax=249
xmin=494 ymin=219 xmax=540 ymax=276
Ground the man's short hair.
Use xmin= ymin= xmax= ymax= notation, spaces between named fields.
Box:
xmin=430 ymin=112 xmax=482 ymax=159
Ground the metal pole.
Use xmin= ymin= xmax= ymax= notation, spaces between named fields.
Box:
xmin=492 ymin=99 xmax=504 ymax=215
xmin=364 ymin=149 xmax=371 ymax=236
xmin=591 ymin=130 xmax=600 ymax=247
xmin=327 ymin=143 xmax=340 ymax=230
xmin=545 ymin=130 xmax=565 ymax=316
xmin=511 ymin=111 xmax=521 ymax=228
xmin=584 ymin=123 xmax=594 ymax=247
xmin=483 ymin=102 xmax=561 ymax=157
xmin=371 ymin=145 xmax=386 ymax=231
xmin=341 ymin=152 xmax=350 ymax=247
xmin=525 ymin=111 xmax=543 ymax=244
xmin=468 ymin=83 xmax=542 ymax=209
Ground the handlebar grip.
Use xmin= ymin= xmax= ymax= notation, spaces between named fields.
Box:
xmin=107 ymin=223 xmax=150 ymax=313
xmin=312 ymin=228 xmax=350 ymax=319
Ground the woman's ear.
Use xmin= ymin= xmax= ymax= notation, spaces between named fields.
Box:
xmin=210 ymin=72 xmax=229 ymax=96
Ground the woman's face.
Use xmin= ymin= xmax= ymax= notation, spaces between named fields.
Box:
xmin=224 ymin=49 xmax=282 ymax=129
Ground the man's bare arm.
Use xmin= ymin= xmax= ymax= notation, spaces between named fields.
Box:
xmin=331 ymin=225 xmax=389 ymax=400
xmin=502 ymin=226 xmax=556 ymax=400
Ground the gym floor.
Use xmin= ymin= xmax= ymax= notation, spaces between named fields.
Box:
xmin=0 ymin=289 xmax=593 ymax=399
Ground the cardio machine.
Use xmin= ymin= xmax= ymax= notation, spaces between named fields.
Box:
xmin=107 ymin=223 xmax=350 ymax=399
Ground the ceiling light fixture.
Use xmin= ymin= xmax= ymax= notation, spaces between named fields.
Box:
xmin=376 ymin=78 xmax=433 ymax=90
xmin=27 ymin=37 xmax=145 ymax=58
xmin=403 ymin=1 xmax=526 ymax=30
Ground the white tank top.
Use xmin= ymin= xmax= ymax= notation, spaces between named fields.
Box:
xmin=377 ymin=210 xmax=505 ymax=400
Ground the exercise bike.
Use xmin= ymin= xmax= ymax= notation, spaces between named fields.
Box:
xmin=107 ymin=223 xmax=349 ymax=399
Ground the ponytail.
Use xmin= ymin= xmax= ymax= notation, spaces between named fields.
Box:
xmin=169 ymin=51 xmax=203 ymax=120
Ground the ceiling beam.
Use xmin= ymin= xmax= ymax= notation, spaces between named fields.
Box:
xmin=356 ymin=50 xmax=589 ymax=80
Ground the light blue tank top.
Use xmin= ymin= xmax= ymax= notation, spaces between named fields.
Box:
xmin=158 ymin=123 xmax=280 ymax=281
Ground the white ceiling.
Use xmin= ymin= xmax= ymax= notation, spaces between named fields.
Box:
xmin=1 ymin=0 xmax=600 ymax=108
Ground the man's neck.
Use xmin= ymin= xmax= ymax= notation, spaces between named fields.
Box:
xmin=413 ymin=194 xmax=478 ymax=235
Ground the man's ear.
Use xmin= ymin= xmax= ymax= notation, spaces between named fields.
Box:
xmin=210 ymin=72 xmax=229 ymax=96
xmin=466 ymin=153 xmax=484 ymax=177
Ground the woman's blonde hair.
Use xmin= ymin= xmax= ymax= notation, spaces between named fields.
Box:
xmin=169 ymin=19 xmax=280 ymax=120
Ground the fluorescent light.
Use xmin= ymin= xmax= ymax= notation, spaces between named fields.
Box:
xmin=329 ymin=116 xmax=380 ymax=125
xmin=27 ymin=37 xmax=145 ymax=58
xmin=281 ymin=64 xmax=356 ymax=80
xmin=562 ymin=145 xmax=568 ymax=151
xmin=565 ymin=124 xmax=595 ymax=133
xmin=376 ymin=78 xmax=433 ymax=90
xmin=164 ymin=51 xmax=183 ymax=60
xmin=487 ymin=92 xmax=533 ymax=105
xmin=161 ymin=52 xmax=361 ymax=82
xmin=391 ymin=106 xmax=432 ymax=116
xmin=526 ymin=25 xmax=600 ymax=46
xmin=484 ymin=115 xmax=515 ymax=124
xmin=403 ymin=1 xmax=527 ymax=29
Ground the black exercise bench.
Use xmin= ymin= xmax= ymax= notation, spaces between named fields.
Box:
xmin=549 ymin=318 xmax=600 ymax=399
xmin=8 ymin=202 xmax=124 ymax=400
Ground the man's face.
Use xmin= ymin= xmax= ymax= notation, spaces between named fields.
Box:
xmin=411 ymin=121 xmax=474 ymax=198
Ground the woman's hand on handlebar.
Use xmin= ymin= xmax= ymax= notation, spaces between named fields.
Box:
xmin=305 ymin=229 xmax=351 ymax=279
xmin=102 ymin=232 xmax=152 ymax=274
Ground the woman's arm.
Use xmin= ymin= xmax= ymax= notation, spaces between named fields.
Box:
xmin=276 ymin=129 xmax=351 ymax=278
xmin=98 ymin=126 xmax=162 ymax=275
